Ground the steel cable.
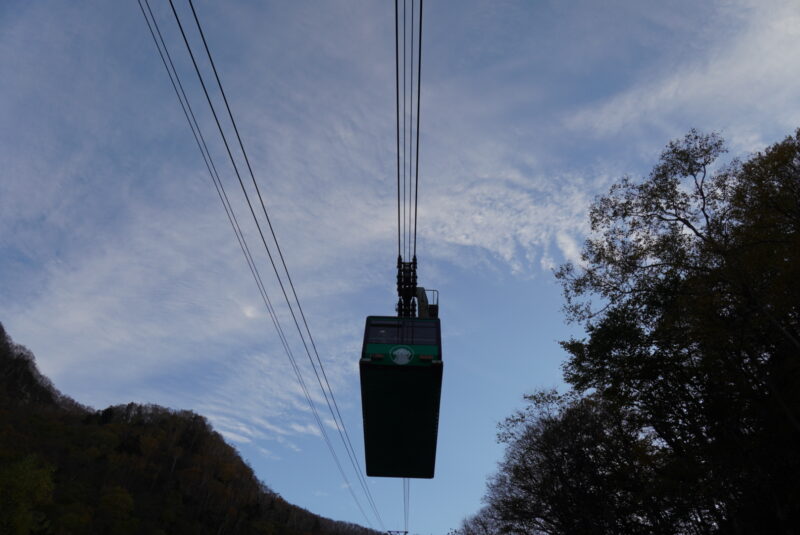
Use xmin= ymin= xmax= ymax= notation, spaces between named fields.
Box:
xmin=180 ymin=1 xmax=384 ymax=525
xmin=413 ymin=0 xmax=423 ymax=258
xmin=142 ymin=0 xmax=382 ymax=527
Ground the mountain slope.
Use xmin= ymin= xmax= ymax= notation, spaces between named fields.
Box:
xmin=0 ymin=322 xmax=379 ymax=535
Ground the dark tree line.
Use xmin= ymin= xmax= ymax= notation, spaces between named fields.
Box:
xmin=0 ymin=323 xmax=381 ymax=535
xmin=457 ymin=130 xmax=800 ymax=534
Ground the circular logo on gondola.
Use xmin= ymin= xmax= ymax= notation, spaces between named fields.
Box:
xmin=390 ymin=346 xmax=414 ymax=365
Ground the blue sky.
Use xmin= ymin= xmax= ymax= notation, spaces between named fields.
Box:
xmin=2 ymin=0 xmax=800 ymax=533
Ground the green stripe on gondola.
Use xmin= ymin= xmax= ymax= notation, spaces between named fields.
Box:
xmin=362 ymin=343 xmax=440 ymax=366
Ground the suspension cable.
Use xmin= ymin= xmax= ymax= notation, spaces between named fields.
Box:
xmin=408 ymin=0 xmax=414 ymax=262
xmin=397 ymin=0 xmax=423 ymax=262
xmin=138 ymin=2 xmax=376 ymax=526
xmin=403 ymin=478 xmax=410 ymax=532
xmin=402 ymin=0 xmax=407 ymax=260
xmin=413 ymin=0 xmax=423 ymax=258
xmin=180 ymin=2 xmax=384 ymax=524
xmin=145 ymin=0 xmax=383 ymax=527
xmin=140 ymin=2 xmax=375 ymax=527
xmin=395 ymin=0 xmax=401 ymax=258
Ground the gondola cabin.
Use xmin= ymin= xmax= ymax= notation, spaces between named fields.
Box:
xmin=360 ymin=315 xmax=443 ymax=478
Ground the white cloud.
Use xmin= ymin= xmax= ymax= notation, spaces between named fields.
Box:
xmin=258 ymin=447 xmax=277 ymax=459
xmin=567 ymin=0 xmax=800 ymax=150
xmin=218 ymin=429 xmax=253 ymax=445
xmin=421 ymin=172 xmax=598 ymax=275
xmin=3 ymin=2 xmax=797 ymax=492
xmin=555 ymin=231 xmax=582 ymax=266
xmin=0 ymin=2 xmax=623 ymax=469
xmin=290 ymin=423 xmax=323 ymax=437
xmin=6 ymin=3 xmax=800 ymax=532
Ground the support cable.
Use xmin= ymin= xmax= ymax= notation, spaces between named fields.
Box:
xmin=402 ymin=0 xmax=407 ymax=261
xmin=408 ymin=0 xmax=414 ymax=263
xmin=395 ymin=0 xmax=401 ymax=258
xmin=181 ymin=1 xmax=384 ymax=526
xmin=139 ymin=1 xmax=373 ymax=527
xmin=152 ymin=0 xmax=383 ymax=527
xmin=140 ymin=1 xmax=373 ymax=527
xmin=413 ymin=0 xmax=423 ymax=258
xmin=403 ymin=478 xmax=410 ymax=533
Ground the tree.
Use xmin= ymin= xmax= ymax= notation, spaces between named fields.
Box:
xmin=0 ymin=455 xmax=54 ymax=535
xmin=488 ymin=391 xmax=684 ymax=535
xmin=556 ymin=129 xmax=800 ymax=531
xmin=457 ymin=506 xmax=501 ymax=535
xmin=460 ymin=130 xmax=800 ymax=535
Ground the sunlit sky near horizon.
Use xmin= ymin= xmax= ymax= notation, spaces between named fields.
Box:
xmin=3 ymin=1 xmax=800 ymax=533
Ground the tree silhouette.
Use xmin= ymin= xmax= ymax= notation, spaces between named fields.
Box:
xmin=459 ymin=129 xmax=800 ymax=534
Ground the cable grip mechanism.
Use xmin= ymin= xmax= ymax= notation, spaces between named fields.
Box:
xmin=396 ymin=255 xmax=417 ymax=318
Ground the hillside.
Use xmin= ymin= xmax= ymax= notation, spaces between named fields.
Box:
xmin=0 ymin=322 xmax=380 ymax=535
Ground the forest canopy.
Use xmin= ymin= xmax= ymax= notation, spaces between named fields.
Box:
xmin=0 ymin=323 xmax=381 ymax=535
xmin=458 ymin=130 xmax=800 ymax=534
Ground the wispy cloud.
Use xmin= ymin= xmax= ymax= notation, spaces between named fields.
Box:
xmin=3 ymin=10 xmax=800 ymax=526
xmin=567 ymin=0 xmax=800 ymax=151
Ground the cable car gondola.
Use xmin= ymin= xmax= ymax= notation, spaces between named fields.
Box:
xmin=360 ymin=266 xmax=443 ymax=478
